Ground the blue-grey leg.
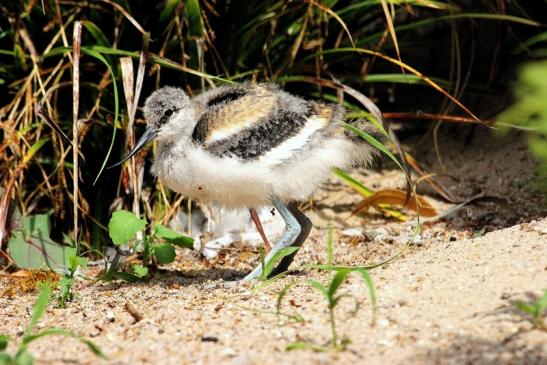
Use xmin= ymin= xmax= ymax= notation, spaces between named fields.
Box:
xmin=243 ymin=197 xmax=312 ymax=281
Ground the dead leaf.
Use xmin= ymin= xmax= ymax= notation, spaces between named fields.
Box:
xmin=353 ymin=189 xmax=437 ymax=217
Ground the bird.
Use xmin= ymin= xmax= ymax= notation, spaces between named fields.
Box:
xmin=112 ymin=82 xmax=381 ymax=280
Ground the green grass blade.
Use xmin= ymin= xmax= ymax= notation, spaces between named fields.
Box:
xmin=309 ymin=279 xmax=329 ymax=298
xmin=22 ymin=328 xmax=106 ymax=359
xmin=333 ymin=168 xmax=373 ymax=197
xmin=286 ymin=341 xmax=329 ymax=352
xmin=262 ymin=246 xmax=300 ymax=279
xmin=82 ymin=21 xmax=110 ymax=47
xmin=276 ymin=280 xmax=302 ymax=321
xmin=327 ymin=269 xmax=351 ymax=299
xmin=538 ymin=290 xmax=547 ymax=310
xmin=185 ymin=0 xmax=204 ymax=37
xmin=356 ymin=268 xmax=377 ymax=320
xmin=326 ymin=222 xmax=334 ymax=265
xmin=344 ymin=122 xmax=405 ymax=172
xmin=25 ymin=282 xmax=52 ymax=335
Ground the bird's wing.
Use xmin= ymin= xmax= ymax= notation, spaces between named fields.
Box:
xmin=192 ymin=84 xmax=345 ymax=161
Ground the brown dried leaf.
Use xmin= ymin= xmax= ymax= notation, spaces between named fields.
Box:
xmin=353 ymin=189 xmax=437 ymax=217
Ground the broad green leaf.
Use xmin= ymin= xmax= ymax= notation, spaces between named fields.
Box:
xmin=132 ymin=265 xmax=148 ymax=278
xmin=8 ymin=231 xmax=76 ymax=272
xmin=108 ymin=210 xmax=146 ymax=245
xmin=23 ymin=214 xmax=51 ymax=237
xmin=26 ymin=282 xmax=52 ymax=335
xmin=154 ymin=224 xmax=194 ymax=249
xmin=153 ymin=244 xmax=176 ymax=264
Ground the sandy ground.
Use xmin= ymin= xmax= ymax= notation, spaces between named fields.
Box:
xmin=1 ymin=128 xmax=546 ymax=364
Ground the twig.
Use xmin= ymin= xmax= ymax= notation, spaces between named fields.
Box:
xmin=72 ymin=21 xmax=82 ymax=242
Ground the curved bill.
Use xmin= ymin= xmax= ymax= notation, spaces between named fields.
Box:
xmin=108 ymin=126 xmax=158 ymax=168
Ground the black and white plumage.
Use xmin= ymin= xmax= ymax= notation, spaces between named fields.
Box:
xmin=114 ymin=83 xmax=380 ymax=280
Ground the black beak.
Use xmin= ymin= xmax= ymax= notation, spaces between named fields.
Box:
xmin=108 ymin=126 xmax=158 ymax=168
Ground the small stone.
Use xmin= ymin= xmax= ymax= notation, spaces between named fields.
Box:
xmin=222 ymin=347 xmax=237 ymax=357
xmin=106 ymin=311 xmax=115 ymax=323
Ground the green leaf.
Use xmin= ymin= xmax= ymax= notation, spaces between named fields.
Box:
xmin=159 ymin=0 xmax=180 ymax=23
xmin=153 ymin=224 xmax=194 ymax=249
xmin=22 ymin=139 xmax=49 ymax=165
xmin=515 ymin=302 xmax=535 ymax=315
xmin=132 ymin=265 xmax=149 ymax=278
xmin=184 ymin=0 xmax=204 ymax=37
xmin=285 ymin=341 xmax=329 ymax=352
xmin=8 ymin=231 xmax=76 ymax=273
xmin=328 ymin=269 xmax=351 ymax=300
xmin=22 ymin=214 xmax=51 ymax=237
xmin=0 ymin=353 xmax=13 ymax=364
xmin=326 ymin=223 xmax=334 ymax=265
xmin=81 ymin=21 xmax=110 ymax=47
xmin=153 ymin=244 xmax=176 ymax=265
xmin=0 ymin=335 xmax=9 ymax=351
xmin=343 ymin=123 xmax=406 ymax=172
xmin=108 ymin=210 xmax=146 ymax=245
xmin=22 ymin=328 xmax=106 ymax=359
xmin=333 ymin=168 xmax=373 ymax=197
xmin=537 ymin=290 xmax=547 ymax=311
xmin=309 ymin=280 xmax=329 ymax=298
xmin=355 ymin=268 xmax=377 ymax=319
xmin=26 ymin=282 xmax=52 ymax=335
xmin=14 ymin=349 xmax=32 ymax=365
xmin=261 ymin=246 xmax=300 ymax=279
xmin=276 ymin=281 xmax=300 ymax=318
xmin=68 ymin=255 xmax=87 ymax=273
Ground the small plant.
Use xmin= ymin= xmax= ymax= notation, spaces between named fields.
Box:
xmin=0 ymin=282 xmax=105 ymax=365
xmin=514 ymin=290 xmax=547 ymax=330
xmin=57 ymin=255 xmax=88 ymax=308
xmin=283 ymin=268 xmax=376 ymax=352
xmin=107 ymin=210 xmax=193 ymax=278
xmin=274 ymin=226 xmax=376 ymax=352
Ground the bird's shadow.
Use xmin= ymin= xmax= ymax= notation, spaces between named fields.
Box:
xmin=92 ymin=267 xmax=250 ymax=292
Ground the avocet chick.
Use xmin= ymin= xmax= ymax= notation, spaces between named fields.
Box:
xmin=112 ymin=83 xmax=380 ymax=280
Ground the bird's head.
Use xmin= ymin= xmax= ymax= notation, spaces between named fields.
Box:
xmin=110 ymin=86 xmax=193 ymax=168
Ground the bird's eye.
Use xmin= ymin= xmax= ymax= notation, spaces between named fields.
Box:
xmin=164 ymin=109 xmax=173 ymax=117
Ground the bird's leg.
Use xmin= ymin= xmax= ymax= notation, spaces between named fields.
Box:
xmin=243 ymin=198 xmax=312 ymax=281
xmin=249 ymin=208 xmax=271 ymax=252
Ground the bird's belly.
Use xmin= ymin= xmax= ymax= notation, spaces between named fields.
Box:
xmin=154 ymin=148 xmax=275 ymax=208
xmin=154 ymin=137 xmax=375 ymax=208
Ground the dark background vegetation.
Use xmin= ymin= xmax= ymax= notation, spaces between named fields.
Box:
xmin=0 ymin=0 xmax=546 ymax=260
